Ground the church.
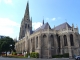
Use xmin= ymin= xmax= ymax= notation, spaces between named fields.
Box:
xmin=15 ymin=1 xmax=80 ymax=58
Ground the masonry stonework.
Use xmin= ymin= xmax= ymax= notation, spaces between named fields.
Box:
xmin=15 ymin=1 xmax=80 ymax=58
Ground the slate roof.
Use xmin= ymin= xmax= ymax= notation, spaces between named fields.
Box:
xmin=53 ymin=22 xmax=71 ymax=30
xmin=30 ymin=30 xmax=34 ymax=34
xmin=34 ymin=22 xmax=50 ymax=32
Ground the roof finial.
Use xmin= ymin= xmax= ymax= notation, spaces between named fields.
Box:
xmin=65 ymin=19 xmax=67 ymax=23
xmin=72 ymin=23 xmax=74 ymax=27
xmin=76 ymin=24 xmax=78 ymax=28
xmin=43 ymin=16 xmax=44 ymax=25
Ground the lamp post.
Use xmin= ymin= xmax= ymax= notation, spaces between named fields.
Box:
xmin=10 ymin=44 xmax=12 ymax=54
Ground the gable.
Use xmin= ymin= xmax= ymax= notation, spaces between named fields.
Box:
xmin=53 ymin=22 xmax=71 ymax=30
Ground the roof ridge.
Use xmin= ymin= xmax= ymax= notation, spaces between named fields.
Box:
xmin=34 ymin=22 xmax=49 ymax=32
xmin=53 ymin=22 xmax=71 ymax=30
xmin=55 ymin=22 xmax=68 ymax=28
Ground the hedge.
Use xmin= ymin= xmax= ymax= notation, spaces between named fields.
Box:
xmin=52 ymin=53 xmax=69 ymax=58
xmin=25 ymin=52 xmax=39 ymax=58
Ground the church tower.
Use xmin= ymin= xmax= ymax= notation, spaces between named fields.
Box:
xmin=19 ymin=1 xmax=32 ymax=40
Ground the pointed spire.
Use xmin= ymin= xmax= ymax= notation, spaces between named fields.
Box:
xmin=43 ymin=16 xmax=44 ymax=25
xmin=54 ymin=25 xmax=55 ymax=30
xmin=24 ymin=1 xmax=30 ymax=21
xmin=72 ymin=23 xmax=74 ymax=31
xmin=76 ymin=24 xmax=78 ymax=28
xmin=25 ymin=1 xmax=29 ymax=14
xmin=66 ymin=23 xmax=68 ymax=30
xmin=43 ymin=20 xmax=44 ymax=25
xmin=54 ymin=25 xmax=55 ymax=28
xmin=27 ymin=0 xmax=29 ymax=10
xmin=72 ymin=23 xmax=74 ymax=28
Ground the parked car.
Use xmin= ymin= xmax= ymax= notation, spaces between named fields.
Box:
xmin=74 ymin=55 xmax=80 ymax=60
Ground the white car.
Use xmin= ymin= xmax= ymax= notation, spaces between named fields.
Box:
xmin=75 ymin=56 xmax=80 ymax=60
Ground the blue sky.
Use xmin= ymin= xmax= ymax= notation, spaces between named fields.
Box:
xmin=0 ymin=0 xmax=80 ymax=39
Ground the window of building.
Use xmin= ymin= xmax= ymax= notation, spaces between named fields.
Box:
xmin=50 ymin=35 xmax=54 ymax=47
xmin=56 ymin=34 xmax=60 ymax=53
xmin=28 ymin=24 xmax=29 ymax=29
xmin=43 ymin=34 xmax=46 ymax=38
xmin=70 ymin=34 xmax=74 ymax=46
xmin=63 ymin=35 xmax=68 ymax=46
xmin=25 ymin=24 xmax=27 ymax=28
xmin=36 ymin=37 xmax=38 ymax=48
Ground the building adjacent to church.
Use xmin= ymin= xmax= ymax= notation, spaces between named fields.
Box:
xmin=15 ymin=2 xmax=80 ymax=58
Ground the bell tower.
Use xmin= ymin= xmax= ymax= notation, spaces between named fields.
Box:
xmin=19 ymin=1 xmax=32 ymax=40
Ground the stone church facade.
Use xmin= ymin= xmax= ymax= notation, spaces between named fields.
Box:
xmin=15 ymin=1 xmax=80 ymax=58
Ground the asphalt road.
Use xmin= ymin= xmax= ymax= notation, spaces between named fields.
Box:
xmin=0 ymin=57 xmax=75 ymax=60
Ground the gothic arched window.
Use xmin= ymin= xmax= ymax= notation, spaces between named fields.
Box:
xmin=25 ymin=24 xmax=27 ymax=28
xmin=50 ymin=35 xmax=54 ymax=47
xmin=63 ymin=35 xmax=67 ymax=46
xmin=28 ymin=24 xmax=29 ymax=29
xmin=70 ymin=34 xmax=74 ymax=46
xmin=43 ymin=34 xmax=46 ymax=38
xmin=36 ymin=37 xmax=38 ymax=48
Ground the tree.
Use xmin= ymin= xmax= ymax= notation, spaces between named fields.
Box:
xmin=0 ymin=36 xmax=15 ymax=56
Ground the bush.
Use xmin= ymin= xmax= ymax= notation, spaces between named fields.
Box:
xmin=52 ymin=55 xmax=63 ymax=58
xmin=12 ymin=52 xmax=17 ymax=55
xmin=63 ymin=53 xmax=69 ymax=58
xmin=25 ymin=53 xmax=30 ymax=57
xmin=52 ymin=53 xmax=69 ymax=58
xmin=30 ymin=52 xmax=39 ymax=58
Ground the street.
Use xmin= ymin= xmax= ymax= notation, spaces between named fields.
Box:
xmin=0 ymin=57 xmax=75 ymax=60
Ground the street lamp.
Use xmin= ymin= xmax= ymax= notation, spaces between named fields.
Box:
xmin=10 ymin=44 xmax=12 ymax=54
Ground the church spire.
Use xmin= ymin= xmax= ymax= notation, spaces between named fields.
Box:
xmin=24 ymin=1 xmax=30 ymax=21
xmin=27 ymin=1 xmax=29 ymax=11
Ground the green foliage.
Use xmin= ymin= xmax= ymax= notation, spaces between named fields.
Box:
xmin=25 ymin=53 xmax=30 ymax=57
xmin=52 ymin=53 xmax=69 ymax=58
xmin=30 ymin=52 xmax=39 ymax=58
xmin=25 ymin=52 xmax=39 ymax=58
xmin=52 ymin=55 xmax=63 ymax=58
xmin=0 ymin=36 xmax=15 ymax=56
xmin=63 ymin=53 xmax=69 ymax=57
xmin=12 ymin=52 xmax=17 ymax=55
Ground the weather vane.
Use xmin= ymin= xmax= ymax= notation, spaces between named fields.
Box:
xmin=65 ymin=19 xmax=67 ymax=22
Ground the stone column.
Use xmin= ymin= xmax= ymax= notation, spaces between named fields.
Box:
xmin=35 ymin=36 xmax=36 ymax=50
xmin=67 ymin=33 xmax=72 ymax=58
xmin=73 ymin=33 xmax=79 ymax=55
xmin=38 ymin=35 xmax=41 ymax=58
xmin=25 ymin=38 xmax=27 ymax=52
xmin=30 ymin=39 xmax=32 ymax=53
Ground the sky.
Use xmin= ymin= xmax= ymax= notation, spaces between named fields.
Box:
xmin=0 ymin=0 xmax=80 ymax=39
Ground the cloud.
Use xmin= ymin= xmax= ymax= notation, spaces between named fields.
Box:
xmin=4 ymin=0 xmax=12 ymax=4
xmin=0 ymin=0 xmax=1 ymax=3
xmin=0 ymin=0 xmax=13 ymax=5
xmin=46 ymin=17 xmax=56 ymax=21
xmin=0 ymin=18 xmax=20 ymax=38
xmin=52 ymin=18 xmax=56 ymax=21
xmin=32 ymin=22 xmax=42 ymax=30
